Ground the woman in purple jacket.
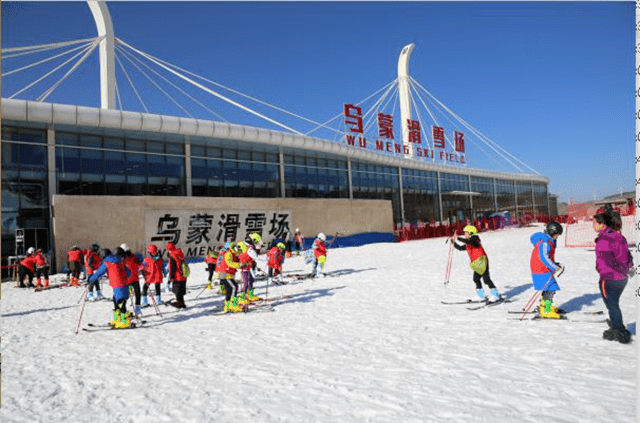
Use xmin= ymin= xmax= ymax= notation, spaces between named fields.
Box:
xmin=593 ymin=212 xmax=634 ymax=344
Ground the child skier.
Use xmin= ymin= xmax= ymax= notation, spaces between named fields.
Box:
xmin=17 ymin=247 xmax=37 ymax=288
xmin=67 ymin=245 xmax=83 ymax=286
xmin=84 ymin=243 xmax=102 ymax=299
xmin=237 ymin=233 xmax=264 ymax=304
xmin=205 ymin=247 xmax=220 ymax=290
xmin=267 ymin=242 xmax=286 ymax=286
xmin=452 ymin=225 xmax=502 ymax=302
xmin=530 ymin=221 xmax=565 ymax=319
xmin=217 ymin=241 xmax=243 ymax=313
xmin=88 ymin=248 xmax=133 ymax=328
xmin=312 ymin=233 xmax=327 ymax=277
xmin=166 ymin=242 xmax=188 ymax=309
xmin=33 ymin=248 xmax=50 ymax=289
xmin=141 ymin=243 xmax=165 ymax=307
xmin=121 ymin=244 xmax=143 ymax=316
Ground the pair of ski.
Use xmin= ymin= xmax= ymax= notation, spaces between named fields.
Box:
xmin=509 ymin=310 xmax=606 ymax=322
xmin=441 ymin=297 xmax=512 ymax=310
xmin=210 ymin=301 xmax=275 ymax=316
xmin=34 ymin=282 xmax=69 ymax=292
xmin=82 ymin=320 xmax=148 ymax=332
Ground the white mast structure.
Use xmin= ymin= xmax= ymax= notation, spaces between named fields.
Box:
xmin=87 ymin=0 xmax=116 ymax=109
xmin=397 ymin=43 xmax=415 ymax=158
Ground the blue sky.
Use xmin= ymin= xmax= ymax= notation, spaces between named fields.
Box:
xmin=2 ymin=1 xmax=635 ymax=203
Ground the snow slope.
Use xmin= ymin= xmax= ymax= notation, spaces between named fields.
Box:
xmin=1 ymin=224 xmax=636 ymax=423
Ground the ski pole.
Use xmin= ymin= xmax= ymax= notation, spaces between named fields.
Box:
xmin=444 ymin=240 xmax=454 ymax=285
xmin=195 ymin=283 xmax=209 ymax=299
xmin=520 ymin=274 xmax=555 ymax=321
xmin=77 ymin=284 xmax=89 ymax=304
xmin=75 ymin=288 xmax=89 ymax=335
xmin=149 ymin=286 xmax=163 ymax=318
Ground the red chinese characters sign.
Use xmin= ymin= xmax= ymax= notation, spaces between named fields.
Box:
xmin=344 ymin=104 xmax=363 ymax=134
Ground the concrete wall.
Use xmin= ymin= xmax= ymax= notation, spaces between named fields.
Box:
xmin=52 ymin=195 xmax=393 ymax=272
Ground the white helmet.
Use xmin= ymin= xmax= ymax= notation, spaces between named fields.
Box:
xmin=318 ymin=233 xmax=326 ymax=241
xmin=295 ymin=228 xmax=300 ymax=232
xmin=26 ymin=247 xmax=35 ymax=255
xmin=120 ymin=243 xmax=130 ymax=252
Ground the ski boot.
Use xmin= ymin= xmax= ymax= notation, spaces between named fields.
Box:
xmin=35 ymin=278 xmax=42 ymax=288
xmin=155 ymin=295 xmax=162 ymax=304
xmin=539 ymin=299 xmax=561 ymax=319
xmin=489 ymin=288 xmax=502 ymax=302
xmin=206 ymin=281 xmax=212 ymax=290
xmin=134 ymin=305 xmax=142 ymax=317
xmin=87 ymin=291 xmax=95 ymax=301
xmin=110 ymin=309 xmax=120 ymax=327
xmin=227 ymin=296 xmax=244 ymax=313
xmin=476 ymin=289 xmax=487 ymax=302
xmin=115 ymin=311 xmax=133 ymax=328
xmin=247 ymin=289 xmax=261 ymax=302
xmin=237 ymin=292 xmax=250 ymax=306
xmin=141 ymin=295 xmax=149 ymax=307
xmin=539 ymin=297 xmax=561 ymax=314
xmin=44 ymin=279 xmax=49 ymax=288
xmin=95 ymin=290 xmax=104 ymax=300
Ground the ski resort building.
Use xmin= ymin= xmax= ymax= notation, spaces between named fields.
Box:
xmin=1 ymin=2 xmax=555 ymax=272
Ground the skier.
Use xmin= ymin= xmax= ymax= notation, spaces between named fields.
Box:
xmin=529 ymin=221 xmax=565 ymax=319
xmin=284 ymin=231 xmax=293 ymax=258
xmin=217 ymin=241 xmax=243 ymax=313
xmin=593 ymin=212 xmax=634 ymax=343
xmin=85 ymin=244 xmax=103 ymax=300
xmin=88 ymin=248 xmax=133 ymax=328
xmin=452 ymin=225 xmax=502 ymax=302
xmin=33 ymin=248 xmax=50 ymax=289
xmin=17 ymin=247 xmax=37 ymax=288
xmin=166 ymin=242 xmax=188 ymax=309
xmin=267 ymin=242 xmax=286 ymax=286
xmin=204 ymin=246 xmax=220 ymax=290
xmin=237 ymin=233 xmax=264 ymax=304
xmin=312 ymin=233 xmax=327 ymax=277
xmin=216 ymin=243 xmax=229 ymax=295
xmin=121 ymin=244 xmax=143 ymax=316
xmin=294 ymin=228 xmax=304 ymax=255
xmin=67 ymin=245 xmax=83 ymax=286
xmin=141 ymin=243 xmax=165 ymax=307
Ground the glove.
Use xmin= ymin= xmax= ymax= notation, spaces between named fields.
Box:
xmin=554 ymin=263 xmax=565 ymax=277
xmin=628 ymin=268 xmax=636 ymax=279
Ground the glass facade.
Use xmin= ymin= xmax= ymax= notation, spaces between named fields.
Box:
xmin=495 ymin=179 xmax=516 ymax=215
xmin=402 ymin=169 xmax=438 ymax=223
xmin=56 ymin=132 xmax=185 ymax=196
xmin=470 ymin=176 xmax=495 ymax=218
xmin=1 ymin=126 xmax=50 ymax=256
xmin=440 ymin=172 xmax=471 ymax=223
xmin=1 ymin=120 xmax=551 ymax=258
xmin=284 ymin=150 xmax=348 ymax=199
xmin=352 ymin=162 xmax=401 ymax=222
xmin=516 ymin=181 xmax=534 ymax=216
xmin=192 ymin=145 xmax=280 ymax=198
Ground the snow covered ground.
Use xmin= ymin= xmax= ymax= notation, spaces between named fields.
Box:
xmin=1 ymin=224 xmax=636 ymax=423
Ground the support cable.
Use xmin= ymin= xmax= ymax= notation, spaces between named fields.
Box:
xmin=3 ymin=41 xmax=95 ymax=77
xmin=117 ymin=38 xmax=302 ymax=135
xmin=3 ymin=37 xmax=98 ymax=56
xmin=9 ymin=42 xmax=94 ymax=99
xmin=410 ymin=76 xmax=538 ymax=174
xmin=116 ymin=44 xmax=227 ymax=122
xmin=38 ymin=39 xmax=101 ymax=102
xmin=115 ymin=52 xmax=148 ymax=113
xmin=115 ymin=46 xmax=193 ymax=118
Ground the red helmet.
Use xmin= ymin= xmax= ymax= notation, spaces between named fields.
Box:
xmin=166 ymin=242 xmax=176 ymax=251
xmin=147 ymin=244 xmax=158 ymax=255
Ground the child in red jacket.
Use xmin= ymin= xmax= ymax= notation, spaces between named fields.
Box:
xmin=267 ymin=242 xmax=286 ymax=286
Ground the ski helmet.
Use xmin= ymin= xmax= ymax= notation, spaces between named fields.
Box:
xmin=463 ymin=225 xmax=478 ymax=236
xmin=120 ymin=243 xmax=130 ymax=252
xmin=114 ymin=247 xmax=125 ymax=257
xmin=276 ymin=242 xmax=286 ymax=250
xmin=249 ymin=232 xmax=262 ymax=245
xmin=26 ymin=247 xmax=35 ymax=255
xmin=166 ymin=242 xmax=176 ymax=251
xmin=90 ymin=243 xmax=100 ymax=252
xmin=99 ymin=248 xmax=112 ymax=259
xmin=545 ymin=221 xmax=563 ymax=236
xmin=236 ymin=241 xmax=248 ymax=253
xmin=318 ymin=233 xmax=326 ymax=241
xmin=147 ymin=244 xmax=158 ymax=256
